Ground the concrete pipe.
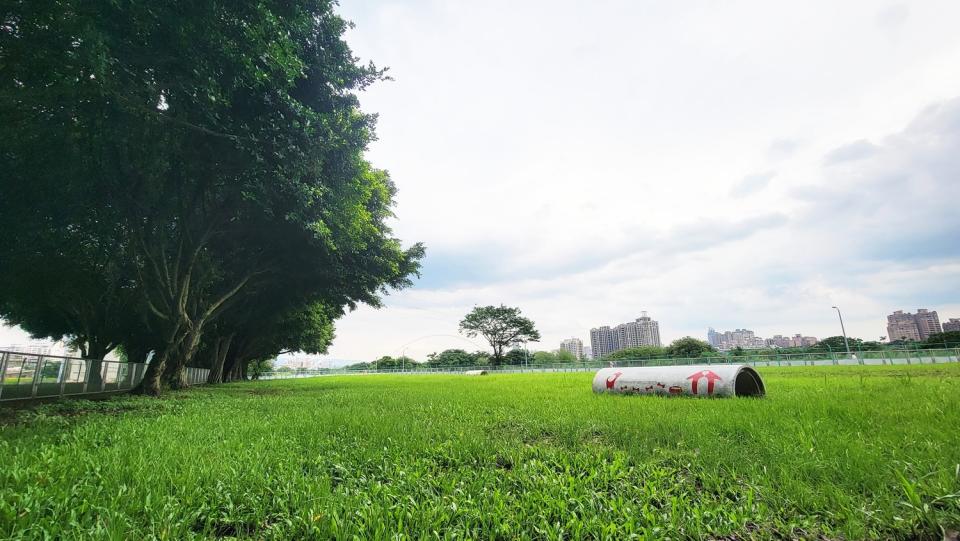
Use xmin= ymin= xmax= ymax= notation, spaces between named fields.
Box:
xmin=592 ymin=365 xmax=765 ymax=398
xmin=464 ymin=370 xmax=488 ymax=376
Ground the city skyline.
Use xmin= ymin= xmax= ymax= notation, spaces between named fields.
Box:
xmin=590 ymin=312 xmax=662 ymax=359
xmin=707 ymin=327 xmax=819 ymax=350
xmin=943 ymin=318 xmax=960 ymax=333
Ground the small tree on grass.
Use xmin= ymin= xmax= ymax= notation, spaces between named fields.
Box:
xmin=459 ymin=305 xmax=540 ymax=366
xmin=665 ymin=337 xmax=716 ymax=358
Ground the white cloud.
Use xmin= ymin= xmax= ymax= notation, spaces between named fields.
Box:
xmin=823 ymin=140 xmax=880 ymax=165
xmin=730 ymin=171 xmax=777 ymax=197
xmin=308 ymin=0 xmax=960 ymax=361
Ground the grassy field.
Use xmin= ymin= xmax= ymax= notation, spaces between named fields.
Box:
xmin=1 ymin=365 xmax=959 ymax=540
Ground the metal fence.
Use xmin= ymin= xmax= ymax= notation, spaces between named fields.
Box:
xmin=260 ymin=348 xmax=960 ymax=380
xmin=0 ymin=350 xmax=209 ymax=402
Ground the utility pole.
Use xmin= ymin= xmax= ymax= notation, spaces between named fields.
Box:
xmin=831 ymin=306 xmax=852 ymax=358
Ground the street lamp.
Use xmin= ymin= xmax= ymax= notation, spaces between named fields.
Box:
xmin=831 ymin=306 xmax=852 ymax=357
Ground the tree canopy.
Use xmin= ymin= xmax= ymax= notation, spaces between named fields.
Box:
xmin=924 ymin=331 xmax=960 ymax=346
xmin=0 ymin=0 xmax=423 ymax=394
xmin=459 ymin=305 xmax=540 ymax=365
xmin=816 ymin=336 xmax=864 ymax=352
xmin=665 ymin=338 xmax=716 ymax=358
xmin=426 ymin=349 xmax=486 ymax=367
xmin=604 ymin=346 xmax=666 ymax=361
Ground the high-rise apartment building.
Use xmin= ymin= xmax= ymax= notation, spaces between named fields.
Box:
xmin=636 ymin=312 xmax=661 ymax=347
xmin=707 ymin=328 xmax=721 ymax=348
xmin=589 ymin=326 xmax=615 ymax=359
xmin=764 ymin=334 xmax=819 ymax=348
xmin=709 ymin=329 xmax=764 ymax=350
xmin=708 ymin=328 xmax=818 ymax=350
xmin=590 ymin=312 xmax=662 ymax=358
xmin=886 ymin=310 xmax=921 ymax=342
xmin=943 ymin=318 xmax=960 ymax=333
xmin=913 ymin=309 xmax=942 ymax=340
xmin=559 ymin=338 xmax=584 ymax=360
xmin=613 ymin=324 xmax=629 ymax=352
xmin=886 ymin=309 xmax=943 ymax=342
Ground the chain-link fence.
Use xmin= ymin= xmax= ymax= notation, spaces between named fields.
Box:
xmin=0 ymin=350 xmax=209 ymax=402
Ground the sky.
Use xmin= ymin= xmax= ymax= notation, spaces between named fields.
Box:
xmin=4 ymin=1 xmax=960 ymax=363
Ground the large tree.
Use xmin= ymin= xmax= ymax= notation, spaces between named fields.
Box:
xmin=459 ymin=305 xmax=540 ymax=365
xmin=1 ymin=0 xmax=423 ymax=395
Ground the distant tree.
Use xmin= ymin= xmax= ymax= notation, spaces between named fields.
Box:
xmin=730 ymin=346 xmax=746 ymax=357
xmin=503 ymin=349 xmax=527 ymax=365
xmin=426 ymin=349 xmax=475 ymax=367
xmin=369 ymin=355 xmax=415 ymax=370
xmin=344 ymin=361 xmax=373 ymax=370
xmin=459 ymin=305 xmax=540 ymax=366
xmin=665 ymin=337 xmax=716 ymax=358
xmin=532 ymin=351 xmax=556 ymax=364
xmin=471 ymin=351 xmax=492 ymax=366
xmin=817 ymin=336 xmax=864 ymax=352
xmin=605 ymin=346 xmax=666 ymax=360
xmin=525 ymin=349 xmax=579 ymax=364
xmin=924 ymin=331 xmax=960 ymax=347
xmin=371 ymin=356 xmax=397 ymax=369
xmin=210 ymin=301 xmax=338 ymax=384
xmin=248 ymin=359 xmax=274 ymax=380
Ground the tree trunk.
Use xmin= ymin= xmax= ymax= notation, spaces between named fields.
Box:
xmin=491 ymin=345 xmax=503 ymax=367
xmin=163 ymin=358 xmax=187 ymax=389
xmin=133 ymin=322 xmax=184 ymax=396
xmin=207 ymin=334 xmax=233 ymax=384
xmin=84 ymin=340 xmax=112 ymax=389
xmin=135 ymin=348 xmax=168 ymax=396
xmin=164 ymin=321 xmax=206 ymax=389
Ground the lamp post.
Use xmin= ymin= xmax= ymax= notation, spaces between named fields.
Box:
xmin=831 ymin=306 xmax=852 ymax=358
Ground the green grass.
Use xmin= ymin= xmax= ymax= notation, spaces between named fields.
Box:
xmin=2 ymin=365 xmax=959 ymax=540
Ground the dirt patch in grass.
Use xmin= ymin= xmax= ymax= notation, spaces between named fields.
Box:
xmin=0 ymin=394 xmax=182 ymax=427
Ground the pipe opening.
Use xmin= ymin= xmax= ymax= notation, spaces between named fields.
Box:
xmin=734 ymin=367 xmax=765 ymax=397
